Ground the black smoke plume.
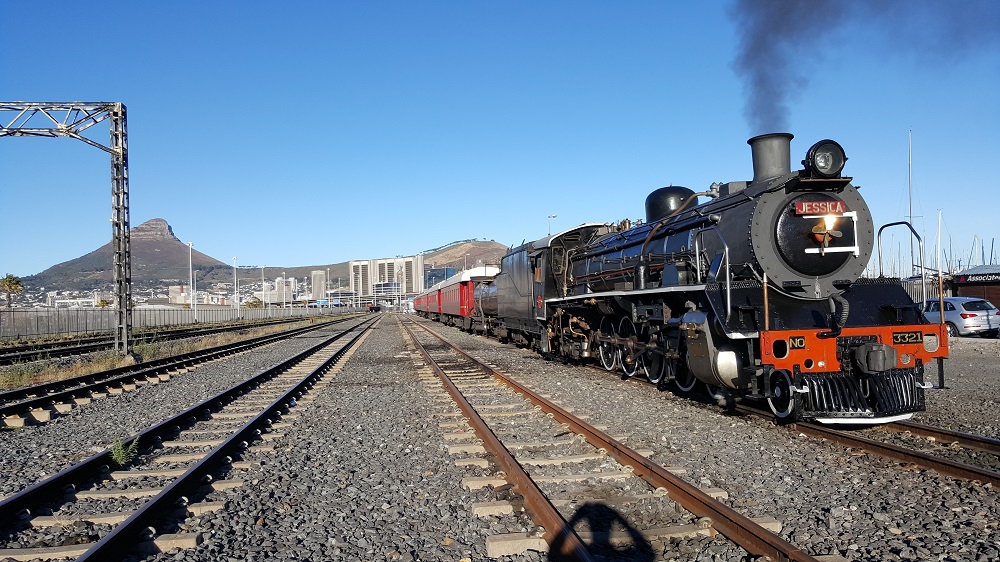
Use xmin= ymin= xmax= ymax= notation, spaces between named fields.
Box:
xmin=730 ymin=0 xmax=1000 ymax=136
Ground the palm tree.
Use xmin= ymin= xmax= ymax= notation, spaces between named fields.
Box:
xmin=1 ymin=274 xmax=25 ymax=307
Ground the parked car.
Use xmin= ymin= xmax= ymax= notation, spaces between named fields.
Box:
xmin=923 ymin=297 xmax=1000 ymax=338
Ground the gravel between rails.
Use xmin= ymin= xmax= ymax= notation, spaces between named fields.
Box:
xmin=419 ymin=320 xmax=1000 ymax=562
xmin=918 ymin=336 xmax=1000 ymax=439
xmin=142 ymin=318 xmax=544 ymax=561
xmin=0 ymin=326 xmax=359 ymax=500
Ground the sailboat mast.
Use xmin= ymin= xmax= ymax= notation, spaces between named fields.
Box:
xmin=908 ymin=130 xmax=915 ymax=277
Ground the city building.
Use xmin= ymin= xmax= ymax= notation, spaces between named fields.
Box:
xmin=349 ymin=255 xmax=425 ymax=300
xmin=311 ymin=270 xmax=327 ymax=301
xmin=258 ymin=277 xmax=295 ymax=307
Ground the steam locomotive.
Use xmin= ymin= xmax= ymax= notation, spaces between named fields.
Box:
xmin=417 ymin=133 xmax=948 ymax=423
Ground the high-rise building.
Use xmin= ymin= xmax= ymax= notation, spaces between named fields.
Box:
xmin=349 ymin=254 xmax=424 ymax=298
xmin=311 ymin=270 xmax=327 ymax=301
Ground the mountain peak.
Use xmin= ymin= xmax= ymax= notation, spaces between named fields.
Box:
xmin=131 ymin=218 xmax=179 ymax=241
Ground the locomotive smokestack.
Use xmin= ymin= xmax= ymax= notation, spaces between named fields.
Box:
xmin=748 ymin=132 xmax=793 ymax=183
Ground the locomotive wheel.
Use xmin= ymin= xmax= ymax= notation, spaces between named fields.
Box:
xmin=640 ymin=324 xmax=665 ymax=384
xmin=619 ymin=317 xmax=639 ymax=378
xmin=597 ymin=317 xmax=619 ymax=371
xmin=767 ymin=370 xmax=800 ymax=420
xmin=673 ymin=362 xmax=698 ymax=393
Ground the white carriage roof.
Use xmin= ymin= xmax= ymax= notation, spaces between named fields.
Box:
xmin=423 ymin=266 xmax=501 ymax=294
xmin=443 ymin=266 xmax=500 ymax=285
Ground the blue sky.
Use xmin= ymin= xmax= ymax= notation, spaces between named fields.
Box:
xmin=2 ymin=1 xmax=998 ymax=278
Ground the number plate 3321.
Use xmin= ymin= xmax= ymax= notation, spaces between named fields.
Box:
xmin=892 ymin=331 xmax=923 ymax=344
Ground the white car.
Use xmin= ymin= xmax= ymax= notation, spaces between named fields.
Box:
xmin=923 ymin=297 xmax=1000 ymax=338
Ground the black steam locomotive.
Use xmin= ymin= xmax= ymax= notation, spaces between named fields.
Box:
xmin=462 ymin=133 xmax=949 ymax=423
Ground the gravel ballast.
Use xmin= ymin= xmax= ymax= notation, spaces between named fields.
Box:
xmin=3 ymin=317 xmax=998 ymax=560
xmin=0 ymin=326 xmax=357 ymax=499
xmin=147 ymin=318 xmax=544 ymax=561
xmin=425 ymin=321 xmax=1000 ymax=561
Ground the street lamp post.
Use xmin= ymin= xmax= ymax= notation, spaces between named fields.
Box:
xmin=187 ymin=242 xmax=194 ymax=316
xmin=282 ymin=271 xmax=287 ymax=315
xmin=326 ymin=267 xmax=331 ymax=311
xmin=548 ymin=214 xmax=557 ymax=236
xmin=232 ymin=257 xmax=238 ymax=315
xmin=261 ymin=265 xmax=268 ymax=318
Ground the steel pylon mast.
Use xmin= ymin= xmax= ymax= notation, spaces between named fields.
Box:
xmin=1 ymin=102 xmax=133 ymax=354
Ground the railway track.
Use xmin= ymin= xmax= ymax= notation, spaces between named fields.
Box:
xmin=784 ymin=413 xmax=1000 ymax=486
xmin=400 ymin=318 xmax=826 ymax=562
xmin=0 ymin=317 xmax=310 ymax=366
xmin=0 ymin=315 xmax=379 ymax=560
xmin=0 ymin=316 xmax=359 ymax=428
xmin=605 ymin=373 xmax=1000 ymax=488
xmin=673 ymin=400 xmax=1000 ymax=487
xmin=581 ymin=338 xmax=1000 ymax=487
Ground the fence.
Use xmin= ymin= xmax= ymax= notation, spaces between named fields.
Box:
xmin=900 ymin=276 xmax=951 ymax=305
xmin=0 ymin=305 xmax=354 ymax=340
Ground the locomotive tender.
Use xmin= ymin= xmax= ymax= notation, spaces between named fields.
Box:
xmin=418 ymin=133 xmax=948 ymax=423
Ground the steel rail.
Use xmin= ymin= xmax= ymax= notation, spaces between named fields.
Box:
xmin=731 ymin=403 xmax=1000 ymax=486
xmin=0 ymin=319 xmax=349 ymax=419
xmin=887 ymin=420 xmax=1000 ymax=455
xmin=401 ymin=320 xmax=595 ymax=562
xmin=0 ymin=316 xmax=377 ymax=529
xmin=0 ymin=316 xmax=309 ymax=365
xmin=410 ymin=320 xmax=818 ymax=562
xmin=75 ymin=316 xmax=380 ymax=560
xmin=788 ymin=421 xmax=1000 ymax=486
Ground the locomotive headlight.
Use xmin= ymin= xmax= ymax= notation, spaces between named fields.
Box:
xmin=824 ymin=215 xmax=837 ymax=231
xmin=805 ymin=140 xmax=847 ymax=178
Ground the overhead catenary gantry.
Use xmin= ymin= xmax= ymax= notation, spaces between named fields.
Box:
xmin=0 ymin=102 xmax=133 ymax=354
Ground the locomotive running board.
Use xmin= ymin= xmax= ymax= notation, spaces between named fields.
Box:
xmin=546 ymin=284 xmax=709 ymax=304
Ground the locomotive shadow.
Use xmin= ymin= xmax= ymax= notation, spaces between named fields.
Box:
xmin=548 ymin=501 xmax=655 ymax=561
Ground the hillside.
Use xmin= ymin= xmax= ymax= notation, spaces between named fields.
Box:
xmin=24 ymin=219 xmax=227 ymax=291
xmin=422 ymin=240 xmax=508 ymax=271
xmin=19 ymin=220 xmax=509 ymax=293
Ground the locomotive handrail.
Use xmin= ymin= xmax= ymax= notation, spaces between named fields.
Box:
xmin=876 ymin=221 xmax=927 ymax=307
xmin=693 ymin=226 xmax=732 ymax=321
